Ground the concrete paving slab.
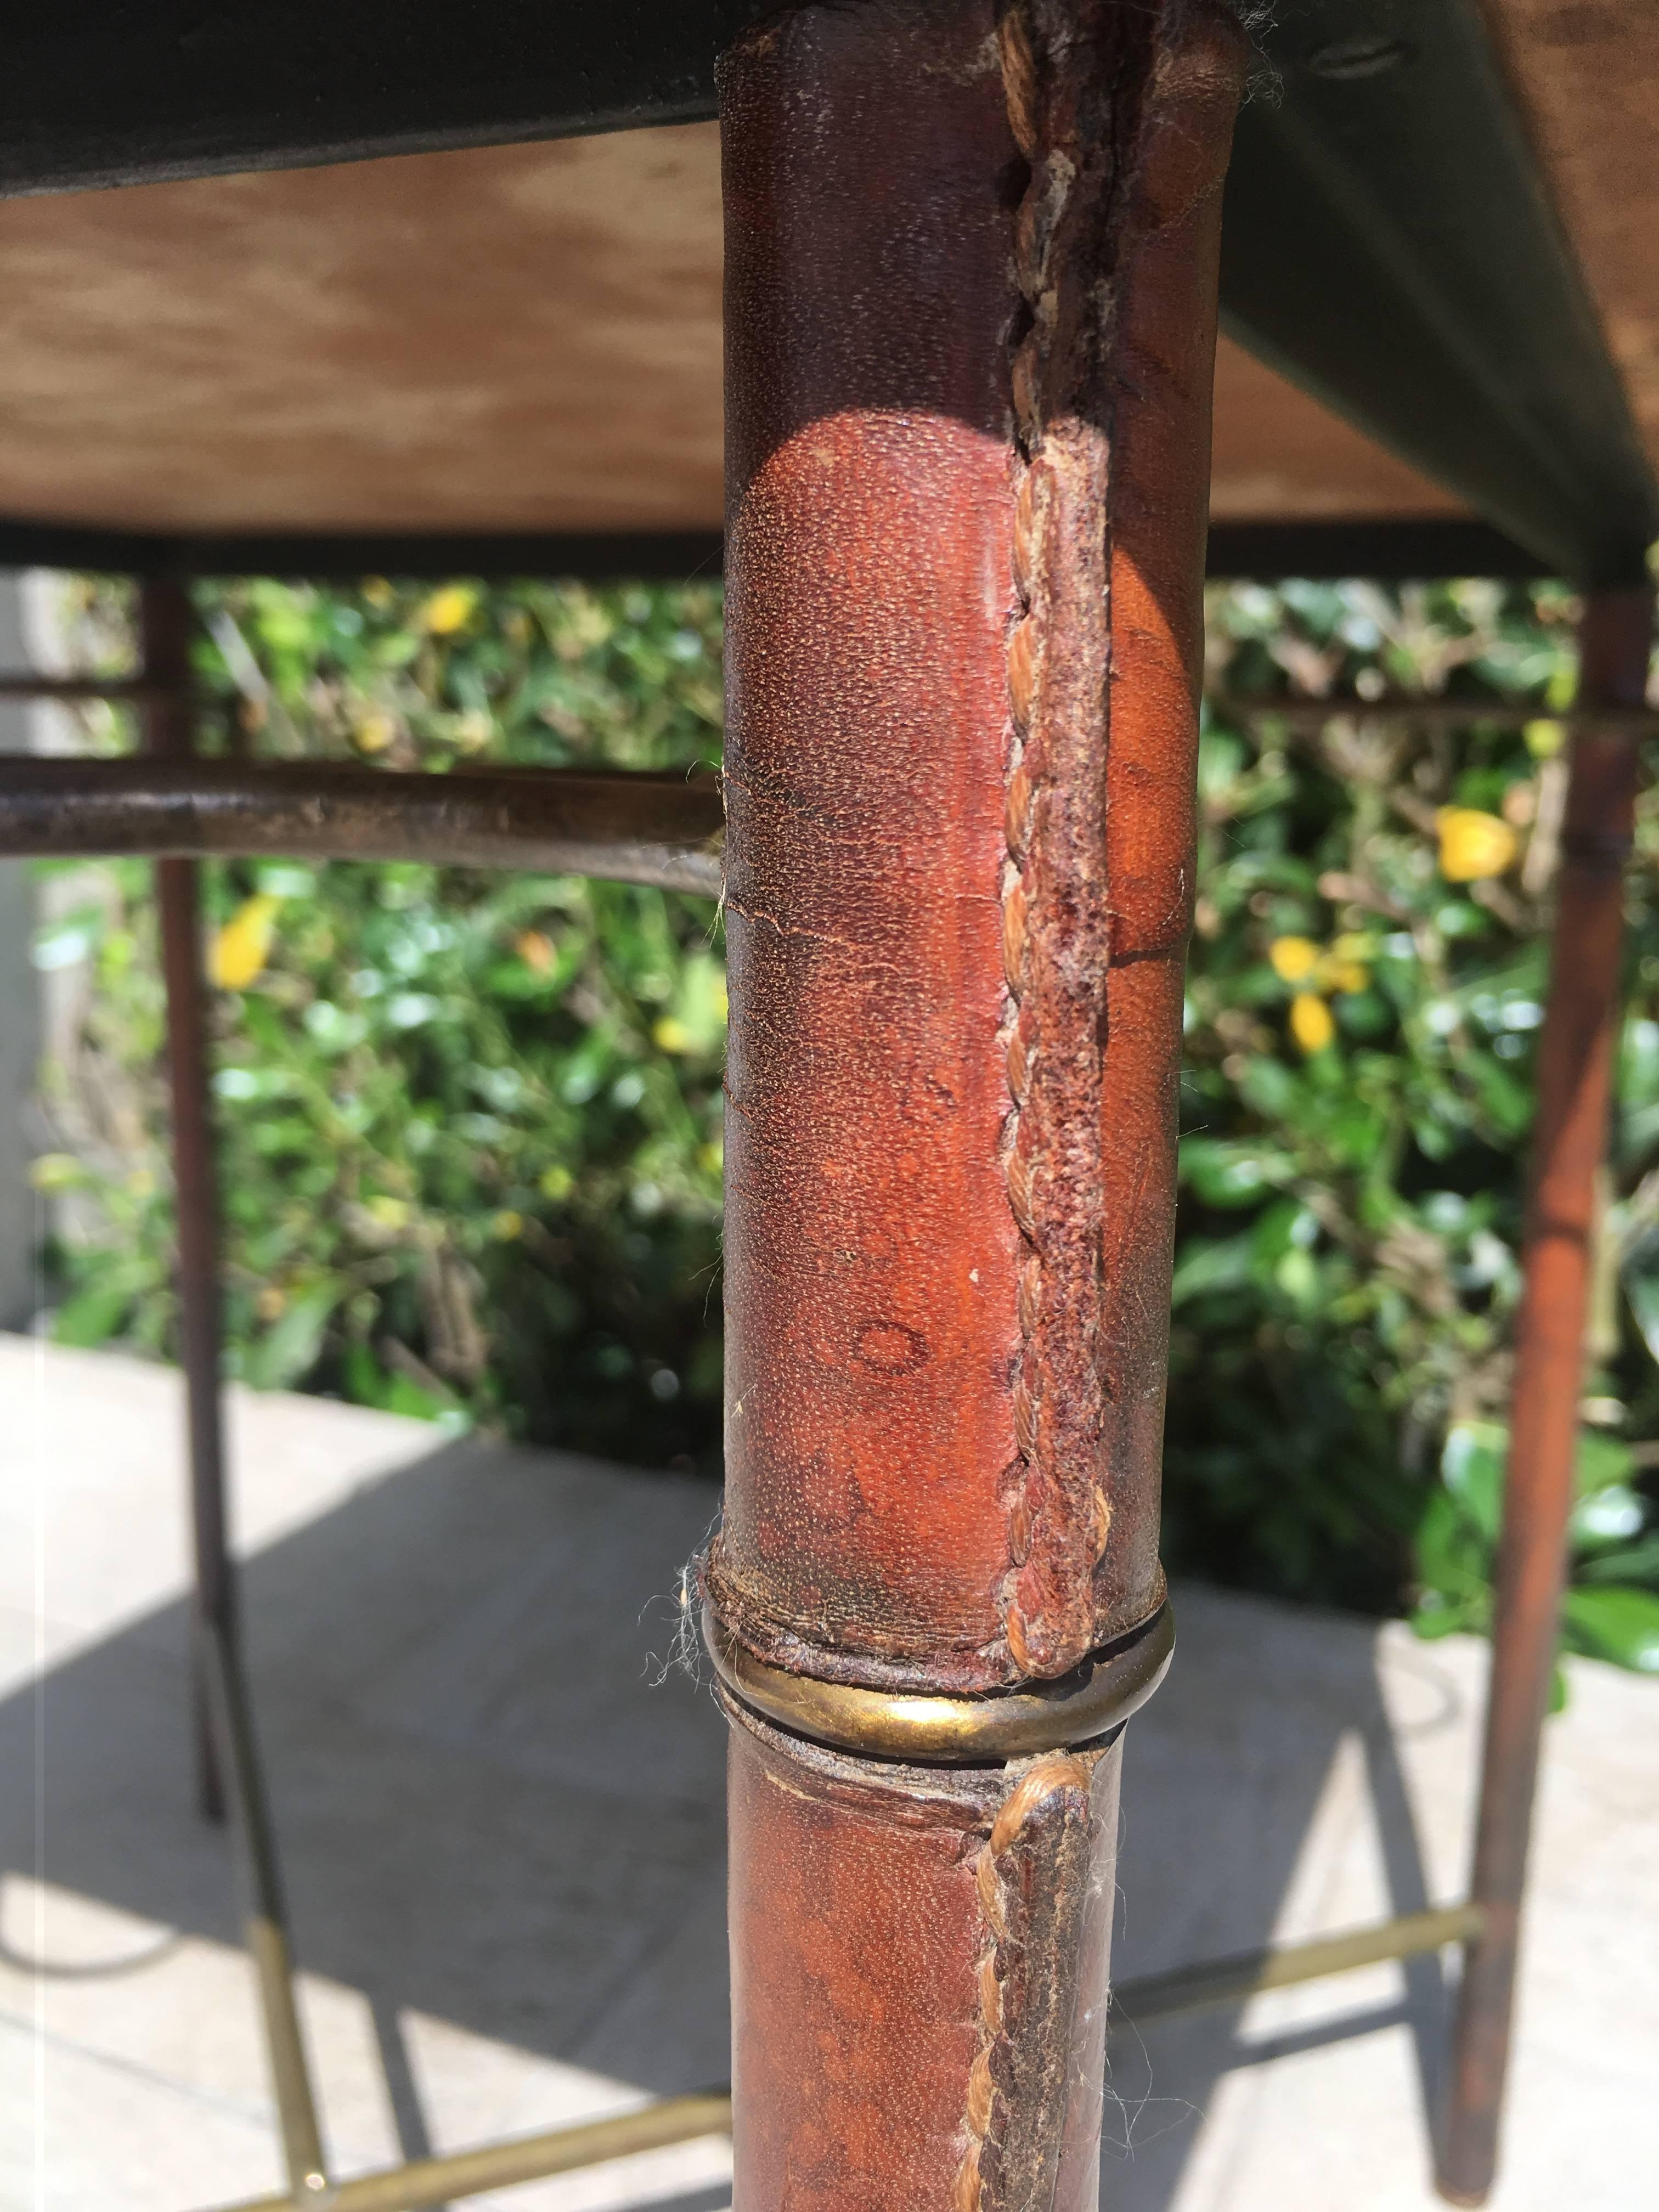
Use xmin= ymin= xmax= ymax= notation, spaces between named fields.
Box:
xmin=1 ymin=1335 xmax=1655 ymax=2210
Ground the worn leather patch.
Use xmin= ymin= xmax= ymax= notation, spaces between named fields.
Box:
xmin=714 ymin=0 xmax=1025 ymax=1689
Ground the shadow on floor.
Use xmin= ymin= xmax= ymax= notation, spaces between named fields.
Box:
xmin=1103 ymin=1588 xmax=1460 ymax=2205
xmin=0 ymin=1430 xmax=1460 ymax=2210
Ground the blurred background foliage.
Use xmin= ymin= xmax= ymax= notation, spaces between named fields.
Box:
xmin=26 ymin=569 xmax=1659 ymax=1671
xmin=33 ymin=575 xmax=727 ymax=1470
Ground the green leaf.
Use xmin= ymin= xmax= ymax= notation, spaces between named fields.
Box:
xmin=1413 ymin=1485 xmax=1491 ymax=1610
xmin=1170 ymin=1235 xmax=1255 ymax=1307
xmin=1180 ymin=1138 xmax=1294 ymax=1210
xmin=1235 ymin=1055 xmax=1300 ymax=1121
xmin=1578 ymin=1533 xmax=1659 ymax=1588
xmin=1409 ymin=1604 xmax=1468 ymax=1641
xmin=1560 ymin=1585 xmax=1659 ymax=1674
xmin=1468 ymin=1056 xmax=1533 ymax=1138
xmin=1247 ymin=1199 xmax=1308 ymax=1263
xmin=242 ymin=1284 xmax=342 ymax=1392
xmin=1571 ymin=1484 xmax=1647 ymax=1551
xmin=1575 ymin=1430 xmax=1635 ymax=1496
xmin=1441 ymin=1420 xmax=1506 ymax=1543
xmin=52 ymin=1283 xmax=134 ymax=1349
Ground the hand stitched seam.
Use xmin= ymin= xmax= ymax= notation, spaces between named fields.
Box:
xmin=996 ymin=0 xmax=1147 ymax=1682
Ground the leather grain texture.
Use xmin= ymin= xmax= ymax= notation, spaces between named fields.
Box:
xmin=712 ymin=0 xmax=1245 ymax=1693
xmin=725 ymin=1694 xmax=1122 ymax=2212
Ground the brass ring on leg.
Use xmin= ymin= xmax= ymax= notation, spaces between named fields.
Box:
xmin=703 ymin=1597 xmax=1174 ymax=1764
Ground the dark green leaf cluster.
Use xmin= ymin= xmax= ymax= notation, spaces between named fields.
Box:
xmin=33 ymin=568 xmax=1659 ymax=1676
xmin=38 ymin=574 xmax=727 ymax=1468
xmin=1166 ymin=575 xmax=1659 ymax=1674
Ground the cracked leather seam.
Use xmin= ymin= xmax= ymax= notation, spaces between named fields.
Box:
xmin=953 ymin=1754 xmax=1096 ymax=2212
xmin=995 ymin=0 xmax=1246 ymax=1685
xmin=996 ymin=0 xmax=1150 ymax=1681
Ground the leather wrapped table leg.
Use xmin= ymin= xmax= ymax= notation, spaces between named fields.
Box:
xmin=710 ymin=3 xmax=1245 ymax=2205
xmin=726 ymin=1697 xmax=1122 ymax=2212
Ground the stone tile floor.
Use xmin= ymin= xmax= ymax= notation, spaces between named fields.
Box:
xmin=1 ymin=1336 xmax=1654 ymax=2210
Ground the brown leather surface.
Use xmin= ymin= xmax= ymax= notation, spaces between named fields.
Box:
xmin=712 ymin=0 xmax=1244 ymax=1691
xmin=1085 ymin=1 xmax=1248 ymax=1651
xmin=726 ymin=1695 xmax=1121 ymax=2212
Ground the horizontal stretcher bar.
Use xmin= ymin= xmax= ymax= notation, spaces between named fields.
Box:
xmin=1108 ymin=1902 xmax=1486 ymax=2029
xmin=1209 ymin=693 xmax=1659 ymax=737
xmin=198 ymin=1905 xmax=1482 ymax=2212
xmin=8 ymin=672 xmax=1651 ymax=741
xmin=0 ymin=674 xmax=168 ymax=702
xmin=0 ymin=756 xmax=724 ymax=894
xmin=201 ymin=2091 xmax=738 ymax=2212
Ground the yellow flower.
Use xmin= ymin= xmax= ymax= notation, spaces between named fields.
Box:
xmin=422 ymin=584 xmax=478 ymax=636
xmin=1269 ymin=935 xmax=1320 ymax=984
xmin=1321 ymin=933 xmax=1372 ymax=995
xmin=210 ymin=895 xmax=281 ymax=991
xmin=492 ymin=1209 xmax=524 ymax=1241
xmin=1436 ymin=807 xmax=1519 ymax=883
xmin=653 ymin=1017 xmax=693 ymax=1054
xmin=351 ymin=709 xmax=398 ymax=754
xmin=516 ymin=929 xmax=555 ymax=974
xmin=1323 ymin=959 xmax=1370 ymax=996
xmin=1290 ymin=992 xmax=1335 ymax=1054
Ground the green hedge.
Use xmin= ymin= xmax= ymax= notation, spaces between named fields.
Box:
xmin=31 ymin=572 xmax=1659 ymax=1670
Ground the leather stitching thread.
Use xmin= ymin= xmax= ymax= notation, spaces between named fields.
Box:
xmin=954 ymin=1838 xmax=1007 ymax=2212
xmin=995 ymin=0 xmax=1130 ymax=1679
xmin=953 ymin=1757 xmax=1090 ymax=2212
xmin=954 ymin=1775 xmax=1029 ymax=2212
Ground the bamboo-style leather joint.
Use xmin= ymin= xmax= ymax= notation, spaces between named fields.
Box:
xmin=710 ymin=0 xmax=1244 ymax=1704
xmin=703 ymin=1592 xmax=1173 ymax=1764
xmin=714 ymin=8 xmax=1242 ymax=2205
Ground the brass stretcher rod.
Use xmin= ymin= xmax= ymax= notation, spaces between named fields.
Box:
xmin=0 ymin=755 xmax=725 ymax=895
xmin=1209 ymin=695 xmax=1659 ymax=736
xmin=0 ymin=674 xmax=168 ymax=701
xmin=1107 ymin=1901 xmax=1486 ymax=2030
xmin=3 ymin=665 xmax=1656 ymax=738
xmin=201 ymin=1619 xmax=331 ymax=2200
xmin=198 ymin=1904 xmax=1484 ymax=2212
xmin=202 ymin=2095 xmax=736 ymax=2212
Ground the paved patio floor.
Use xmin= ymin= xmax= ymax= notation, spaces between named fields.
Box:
xmin=1 ymin=1336 xmax=1655 ymax=2210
